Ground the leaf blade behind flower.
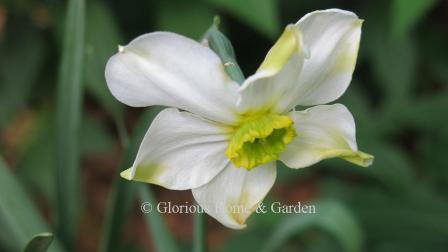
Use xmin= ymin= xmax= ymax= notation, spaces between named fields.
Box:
xmin=54 ymin=0 xmax=85 ymax=248
xmin=261 ymin=200 xmax=363 ymax=252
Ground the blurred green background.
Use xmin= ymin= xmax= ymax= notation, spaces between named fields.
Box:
xmin=1 ymin=0 xmax=448 ymax=251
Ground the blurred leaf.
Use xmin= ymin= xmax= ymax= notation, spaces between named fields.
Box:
xmin=373 ymin=241 xmax=446 ymax=252
xmin=54 ymin=0 xmax=85 ymax=247
xmin=360 ymin=143 xmax=414 ymax=193
xmin=18 ymin=108 xmax=115 ymax=203
xmin=322 ymin=181 xmax=448 ymax=250
xmin=24 ymin=233 xmax=54 ymax=252
xmin=80 ymin=115 xmax=115 ymax=155
xmin=391 ymin=0 xmax=437 ymax=38
xmin=347 ymin=186 xmax=448 ymax=245
xmin=193 ymin=213 xmax=206 ymax=252
xmin=204 ymin=17 xmax=245 ymax=84
xmin=85 ymin=0 xmax=125 ymax=133
xmin=0 ymin=25 xmax=45 ymax=128
xmin=418 ymin=120 xmax=448 ymax=191
xmin=306 ymin=233 xmax=344 ymax=252
xmin=402 ymin=93 xmax=448 ymax=131
xmin=204 ymin=0 xmax=280 ymax=38
xmin=326 ymin=141 xmax=414 ymax=194
xmin=155 ymin=0 xmax=214 ymax=40
xmin=261 ymin=200 xmax=363 ymax=252
xmin=139 ymin=185 xmax=180 ymax=252
xmin=0 ymin=157 xmax=64 ymax=252
xmin=18 ymin=109 xmax=56 ymax=202
xmin=99 ymin=107 xmax=163 ymax=252
xmin=365 ymin=32 xmax=417 ymax=105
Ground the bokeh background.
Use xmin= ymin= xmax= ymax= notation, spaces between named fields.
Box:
xmin=1 ymin=0 xmax=448 ymax=251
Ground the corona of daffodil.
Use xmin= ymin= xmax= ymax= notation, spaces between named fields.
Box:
xmin=105 ymin=9 xmax=373 ymax=229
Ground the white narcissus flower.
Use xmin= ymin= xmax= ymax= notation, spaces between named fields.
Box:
xmin=105 ymin=9 xmax=374 ymax=229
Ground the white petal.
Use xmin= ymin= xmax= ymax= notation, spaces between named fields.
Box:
xmin=192 ymin=162 xmax=276 ymax=229
xmin=105 ymin=32 xmax=239 ymax=123
xmin=289 ymin=9 xmax=363 ymax=107
xmin=237 ymin=9 xmax=362 ymax=113
xmin=280 ymin=104 xmax=373 ymax=168
xmin=121 ymin=108 xmax=231 ymax=190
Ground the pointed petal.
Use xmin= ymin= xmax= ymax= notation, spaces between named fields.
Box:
xmin=280 ymin=104 xmax=373 ymax=168
xmin=121 ymin=108 xmax=231 ymax=190
xmin=237 ymin=9 xmax=362 ymax=113
xmin=192 ymin=162 xmax=276 ymax=229
xmin=105 ymin=32 xmax=239 ymax=123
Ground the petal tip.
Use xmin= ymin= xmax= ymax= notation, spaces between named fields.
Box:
xmin=359 ymin=152 xmax=374 ymax=167
xmin=120 ymin=167 xmax=134 ymax=180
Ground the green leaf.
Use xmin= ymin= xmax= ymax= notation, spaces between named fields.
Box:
xmin=365 ymin=31 xmax=417 ymax=105
xmin=391 ymin=0 xmax=437 ymax=38
xmin=204 ymin=17 xmax=245 ymax=84
xmin=99 ymin=107 xmax=163 ymax=252
xmin=80 ymin=114 xmax=115 ymax=155
xmin=139 ymin=185 xmax=180 ymax=252
xmin=54 ymin=0 xmax=85 ymax=247
xmin=18 ymin=108 xmax=116 ymax=205
xmin=193 ymin=213 xmax=206 ymax=252
xmin=261 ymin=200 xmax=363 ymax=252
xmin=24 ymin=233 xmax=54 ymax=252
xmin=0 ymin=158 xmax=64 ymax=252
xmin=205 ymin=0 xmax=280 ymax=38
xmin=346 ymin=186 xmax=448 ymax=245
xmin=85 ymin=0 xmax=126 ymax=142
xmin=155 ymin=0 xmax=215 ymax=40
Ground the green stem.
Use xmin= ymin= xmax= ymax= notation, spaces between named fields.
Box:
xmin=193 ymin=212 xmax=206 ymax=252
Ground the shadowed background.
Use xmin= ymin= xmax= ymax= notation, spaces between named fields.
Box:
xmin=1 ymin=0 xmax=448 ymax=251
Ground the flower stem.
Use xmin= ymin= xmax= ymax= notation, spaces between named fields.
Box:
xmin=193 ymin=212 xmax=206 ymax=252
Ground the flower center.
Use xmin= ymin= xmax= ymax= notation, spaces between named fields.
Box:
xmin=226 ymin=113 xmax=297 ymax=170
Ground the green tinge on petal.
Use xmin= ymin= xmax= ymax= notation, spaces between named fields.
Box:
xmin=257 ymin=25 xmax=302 ymax=74
xmin=120 ymin=163 xmax=164 ymax=183
xmin=320 ymin=149 xmax=374 ymax=167
xmin=120 ymin=168 xmax=133 ymax=180
xmin=334 ymin=19 xmax=364 ymax=74
xmin=226 ymin=113 xmax=296 ymax=170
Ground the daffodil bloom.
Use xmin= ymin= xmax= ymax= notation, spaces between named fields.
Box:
xmin=105 ymin=9 xmax=373 ymax=229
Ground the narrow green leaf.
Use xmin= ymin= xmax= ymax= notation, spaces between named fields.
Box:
xmin=99 ymin=107 xmax=163 ymax=252
xmin=261 ymin=200 xmax=363 ymax=252
xmin=0 ymin=158 xmax=64 ymax=252
xmin=139 ymin=185 xmax=180 ymax=252
xmin=205 ymin=0 xmax=280 ymax=38
xmin=193 ymin=213 xmax=206 ymax=252
xmin=54 ymin=0 xmax=85 ymax=248
xmin=391 ymin=0 xmax=437 ymax=38
xmin=204 ymin=17 xmax=245 ymax=84
xmin=24 ymin=233 xmax=54 ymax=252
